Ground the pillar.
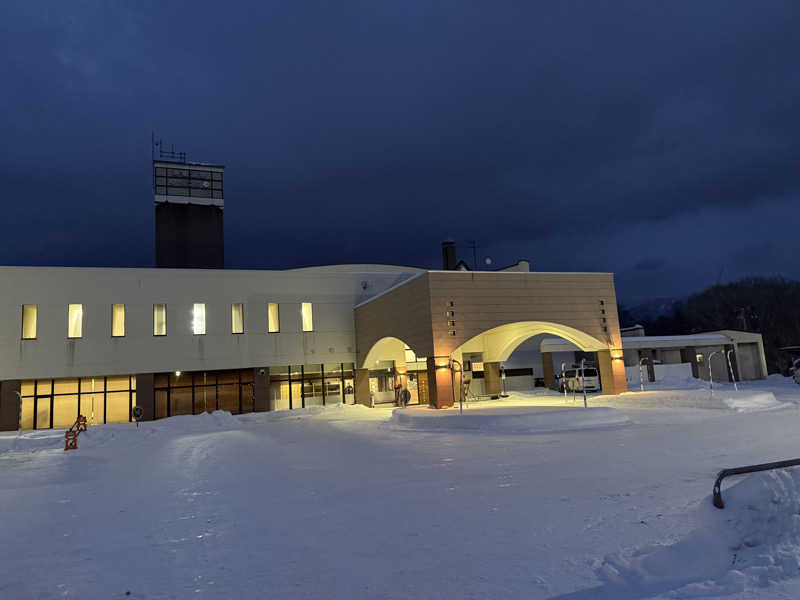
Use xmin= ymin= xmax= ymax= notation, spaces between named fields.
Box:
xmin=253 ymin=368 xmax=270 ymax=412
xmin=597 ymin=350 xmax=627 ymax=395
xmin=484 ymin=362 xmax=502 ymax=398
xmin=426 ymin=357 xmax=455 ymax=409
xmin=680 ymin=347 xmax=699 ymax=378
xmin=355 ymin=369 xmax=371 ymax=407
xmin=0 ymin=380 xmax=21 ymax=431
xmin=541 ymin=352 xmax=556 ymax=390
xmin=135 ymin=373 xmax=155 ymax=421
xmin=639 ymin=349 xmax=656 ymax=382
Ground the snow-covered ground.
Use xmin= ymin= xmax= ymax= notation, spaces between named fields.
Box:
xmin=4 ymin=376 xmax=800 ymax=599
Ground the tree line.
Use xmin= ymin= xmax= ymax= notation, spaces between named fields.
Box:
xmin=620 ymin=277 xmax=800 ymax=375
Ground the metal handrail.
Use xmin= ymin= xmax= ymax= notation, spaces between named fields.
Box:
xmin=712 ymin=458 xmax=800 ymax=508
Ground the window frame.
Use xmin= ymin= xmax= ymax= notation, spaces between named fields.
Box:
xmin=268 ymin=302 xmax=280 ymax=333
xmin=192 ymin=303 xmax=206 ymax=336
xmin=153 ymin=304 xmax=167 ymax=337
xmin=231 ymin=303 xmax=245 ymax=334
xmin=67 ymin=304 xmax=83 ymax=339
xmin=301 ymin=302 xmax=313 ymax=332
xmin=21 ymin=304 xmax=37 ymax=340
xmin=111 ymin=303 xmax=125 ymax=338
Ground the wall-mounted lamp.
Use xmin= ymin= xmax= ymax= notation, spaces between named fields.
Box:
xmin=610 ymin=349 xmax=624 ymax=361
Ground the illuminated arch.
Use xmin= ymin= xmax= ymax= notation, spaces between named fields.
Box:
xmin=452 ymin=321 xmax=608 ymax=363
xmin=361 ymin=336 xmax=415 ymax=369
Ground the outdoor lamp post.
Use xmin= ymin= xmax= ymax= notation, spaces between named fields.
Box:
xmin=638 ymin=357 xmax=648 ymax=392
xmin=708 ymin=350 xmax=722 ymax=398
xmin=726 ymin=349 xmax=739 ymax=392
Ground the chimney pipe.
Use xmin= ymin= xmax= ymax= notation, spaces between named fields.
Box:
xmin=442 ymin=240 xmax=457 ymax=270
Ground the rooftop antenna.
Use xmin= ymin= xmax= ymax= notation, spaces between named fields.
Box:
xmin=151 ymin=131 xmax=187 ymax=163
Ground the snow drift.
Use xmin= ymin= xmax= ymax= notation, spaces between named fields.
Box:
xmin=595 ymin=467 xmax=800 ymax=598
xmin=391 ymin=405 xmax=630 ymax=433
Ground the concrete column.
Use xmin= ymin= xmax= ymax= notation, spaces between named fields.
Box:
xmin=680 ymin=347 xmax=699 ymax=378
xmin=253 ymin=368 xmax=270 ymax=412
xmin=597 ymin=350 xmax=627 ymax=395
xmin=426 ymin=357 xmax=454 ymax=409
xmin=0 ymin=380 xmax=21 ymax=431
xmin=639 ymin=349 xmax=656 ymax=382
xmin=355 ymin=369 xmax=371 ymax=407
xmin=541 ymin=352 xmax=556 ymax=390
xmin=135 ymin=373 xmax=155 ymax=421
xmin=484 ymin=362 xmax=502 ymax=398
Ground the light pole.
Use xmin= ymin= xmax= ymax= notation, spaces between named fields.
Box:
xmin=561 ymin=362 xmax=567 ymax=401
xmin=500 ymin=365 xmax=509 ymax=398
xmin=581 ymin=358 xmax=587 ymax=409
xmin=639 ymin=357 xmax=648 ymax=392
xmin=726 ymin=349 xmax=739 ymax=392
xmin=708 ymin=350 xmax=722 ymax=398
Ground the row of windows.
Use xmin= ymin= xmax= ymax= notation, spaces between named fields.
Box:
xmin=19 ymin=302 xmax=313 ymax=340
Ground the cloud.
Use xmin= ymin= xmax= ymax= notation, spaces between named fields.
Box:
xmin=1 ymin=0 xmax=799 ymax=305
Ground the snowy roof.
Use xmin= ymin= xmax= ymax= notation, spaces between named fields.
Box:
xmin=540 ymin=333 xmax=731 ymax=353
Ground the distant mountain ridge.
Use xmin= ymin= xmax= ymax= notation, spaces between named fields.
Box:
xmin=619 ymin=297 xmax=684 ymax=328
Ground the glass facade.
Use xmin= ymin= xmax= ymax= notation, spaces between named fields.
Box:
xmin=21 ymin=304 xmax=37 ymax=339
xmin=269 ymin=363 xmax=355 ymax=411
xmin=154 ymin=304 xmax=167 ymax=336
xmin=232 ymin=303 xmax=244 ymax=334
xmin=20 ymin=375 xmax=136 ymax=430
xmin=153 ymin=369 xmax=253 ymax=418
xmin=268 ymin=303 xmax=280 ymax=333
xmin=68 ymin=304 xmax=83 ymax=338
xmin=154 ymin=165 xmax=223 ymax=200
xmin=112 ymin=304 xmax=125 ymax=337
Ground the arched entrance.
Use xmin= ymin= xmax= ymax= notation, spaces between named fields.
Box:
xmin=450 ymin=321 xmax=625 ymax=398
xmin=358 ymin=337 xmax=431 ymax=407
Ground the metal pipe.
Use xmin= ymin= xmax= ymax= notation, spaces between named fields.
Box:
xmin=581 ymin=358 xmax=587 ymax=408
xmin=708 ymin=350 xmax=722 ymax=397
xmin=726 ymin=349 xmax=739 ymax=392
xmin=639 ymin=357 xmax=647 ymax=392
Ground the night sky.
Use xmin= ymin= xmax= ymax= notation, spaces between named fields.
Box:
xmin=3 ymin=1 xmax=799 ymax=304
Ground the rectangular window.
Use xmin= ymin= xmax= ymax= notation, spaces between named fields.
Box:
xmin=301 ymin=302 xmax=313 ymax=332
xmin=67 ymin=304 xmax=83 ymax=338
xmin=268 ymin=303 xmax=280 ymax=333
xmin=21 ymin=304 xmax=37 ymax=339
xmin=153 ymin=304 xmax=167 ymax=336
xmin=192 ymin=303 xmax=206 ymax=335
xmin=232 ymin=303 xmax=244 ymax=334
xmin=111 ymin=304 xmax=125 ymax=337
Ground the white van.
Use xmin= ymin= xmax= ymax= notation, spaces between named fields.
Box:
xmin=559 ymin=366 xmax=601 ymax=393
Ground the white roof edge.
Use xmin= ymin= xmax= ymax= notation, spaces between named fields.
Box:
xmin=354 ymin=272 xmax=426 ymax=309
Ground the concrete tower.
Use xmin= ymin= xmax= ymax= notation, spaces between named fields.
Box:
xmin=153 ymin=158 xmax=224 ymax=268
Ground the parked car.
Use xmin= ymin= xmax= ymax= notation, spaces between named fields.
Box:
xmin=558 ymin=367 xmax=601 ymax=393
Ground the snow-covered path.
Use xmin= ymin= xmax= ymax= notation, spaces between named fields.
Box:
xmin=4 ymin=382 xmax=800 ymax=599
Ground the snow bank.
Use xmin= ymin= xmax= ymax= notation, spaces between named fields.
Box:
xmin=626 ymin=362 xmax=694 ymax=385
xmin=610 ymin=389 xmax=787 ymax=412
xmin=595 ymin=468 xmax=800 ymax=598
xmin=391 ymin=405 xmax=630 ymax=433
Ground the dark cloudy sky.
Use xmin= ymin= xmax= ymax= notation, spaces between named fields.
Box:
xmin=2 ymin=1 xmax=799 ymax=304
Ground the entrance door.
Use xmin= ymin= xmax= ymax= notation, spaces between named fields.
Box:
xmin=416 ymin=372 xmax=430 ymax=406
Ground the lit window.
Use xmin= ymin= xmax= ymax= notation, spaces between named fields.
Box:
xmin=696 ymin=353 xmax=704 ymax=363
xmin=192 ymin=303 xmax=206 ymax=335
xmin=301 ymin=302 xmax=313 ymax=332
xmin=21 ymin=305 xmax=37 ymax=339
xmin=112 ymin=304 xmax=125 ymax=337
xmin=153 ymin=304 xmax=167 ymax=336
xmin=232 ymin=303 xmax=244 ymax=334
xmin=268 ymin=303 xmax=280 ymax=333
xmin=68 ymin=304 xmax=83 ymax=338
